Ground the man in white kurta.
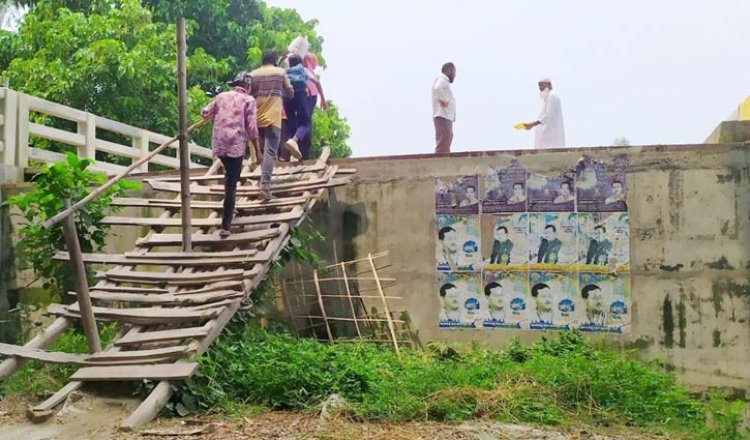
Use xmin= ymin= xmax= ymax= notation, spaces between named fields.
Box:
xmin=524 ymin=78 xmax=565 ymax=149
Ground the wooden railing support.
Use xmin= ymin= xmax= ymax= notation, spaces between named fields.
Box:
xmin=61 ymin=199 xmax=101 ymax=353
xmin=176 ymin=17 xmax=192 ymax=252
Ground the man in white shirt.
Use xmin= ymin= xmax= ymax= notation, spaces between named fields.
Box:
xmin=432 ymin=62 xmax=457 ymax=154
xmin=524 ymin=78 xmax=565 ymax=149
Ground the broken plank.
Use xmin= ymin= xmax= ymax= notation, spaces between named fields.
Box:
xmin=69 ymin=289 xmax=243 ymax=305
xmin=55 ymin=252 xmax=260 ymax=267
xmin=110 ymin=195 xmax=308 ymax=210
xmin=101 ymin=206 xmax=303 ymax=227
xmin=85 ymin=345 xmax=193 ymax=362
xmin=0 ymin=342 xmax=88 ymax=364
xmin=136 ymin=227 xmax=280 ymax=247
xmin=48 ymin=303 xmax=219 ymax=325
xmin=71 ymin=363 xmax=198 ymax=381
xmin=98 ymin=268 xmax=246 ymax=285
xmin=114 ymin=326 xmax=210 ymax=347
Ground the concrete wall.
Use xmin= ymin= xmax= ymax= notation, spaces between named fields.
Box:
xmin=305 ymin=143 xmax=750 ymax=395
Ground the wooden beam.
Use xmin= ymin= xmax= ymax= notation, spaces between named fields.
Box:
xmin=68 ymin=289 xmax=243 ymax=305
xmin=110 ymin=196 xmax=308 ymax=210
xmin=97 ymin=268 xmax=246 ymax=285
xmin=85 ymin=345 xmax=193 ymax=362
xmin=0 ymin=317 xmax=69 ymax=379
xmin=71 ymin=363 xmax=198 ymax=381
xmin=136 ymin=227 xmax=280 ymax=247
xmin=54 ymin=252 xmax=261 ymax=267
xmin=48 ymin=303 xmax=219 ymax=325
xmin=114 ymin=326 xmax=210 ymax=347
xmin=0 ymin=342 xmax=89 ymax=364
xmin=101 ymin=206 xmax=303 ymax=227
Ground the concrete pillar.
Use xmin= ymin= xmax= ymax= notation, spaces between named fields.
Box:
xmin=0 ymin=164 xmax=20 ymax=343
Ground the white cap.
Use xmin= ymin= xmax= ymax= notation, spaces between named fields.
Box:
xmin=538 ymin=78 xmax=552 ymax=84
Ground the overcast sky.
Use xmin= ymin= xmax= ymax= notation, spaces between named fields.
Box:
xmin=266 ymin=0 xmax=750 ymax=157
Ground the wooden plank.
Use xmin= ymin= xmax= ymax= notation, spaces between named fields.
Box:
xmin=146 ymin=162 xmax=326 ymax=182
xmin=98 ymin=268 xmax=246 ymax=285
xmin=0 ymin=318 xmax=69 ymax=379
xmin=30 ymin=382 xmax=82 ymax=415
xmin=70 ymin=289 xmax=243 ymax=305
xmin=123 ymin=249 xmax=258 ymax=259
xmin=54 ymin=252 xmax=261 ymax=267
xmin=170 ymin=280 xmax=246 ymax=296
xmin=85 ymin=345 xmax=193 ymax=362
xmin=0 ymin=342 xmax=88 ymax=364
xmin=137 ymin=226 xmax=279 ymax=247
xmin=101 ymin=206 xmax=303 ymax=227
xmin=89 ymin=286 xmax=168 ymax=294
xmin=71 ymin=363 xmax=198 ymax=381
xmin=110 ymin=196 xmax=308 ymax=210
xmin=48 ymin=303 xmax=219 ymax=325
xmin=146 ymin=176 xmax=347 ymax=195
xmin=114 ymin=326 xmax=210 ymax=347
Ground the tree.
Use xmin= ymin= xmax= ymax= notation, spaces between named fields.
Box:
xmin=613 ymin=137 xmax=631 ymax=147
xmin=0 ymin=0 xmax=351 ymax=158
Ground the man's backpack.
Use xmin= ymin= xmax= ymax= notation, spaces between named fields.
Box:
xmin=286 ymin=65 xmax=308 ymax=94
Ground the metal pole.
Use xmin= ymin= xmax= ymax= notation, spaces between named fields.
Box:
xmin=176 ymin=17 xmax=192 ymax=252
xmin=61 ymin=201 xmax=101 ymax=353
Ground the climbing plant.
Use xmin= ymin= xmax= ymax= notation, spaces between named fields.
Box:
xmin=3 ymin=152 xmax=139 ymax=295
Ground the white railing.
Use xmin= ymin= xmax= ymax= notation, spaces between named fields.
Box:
xmin=0 ymin=88 xmax=212 ymax=174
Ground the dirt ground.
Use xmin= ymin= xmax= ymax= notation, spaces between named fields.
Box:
xmin=0 ymin=393 xmax=672 ymax=440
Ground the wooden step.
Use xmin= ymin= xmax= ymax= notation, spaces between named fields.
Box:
xmin=114 ymin=326 xmax=211 ymax=347
xmin=146 ymin=162 xmax=326 ymax=183
xmin=110 ymin=196 xmax=307 ymax=210
xmin=97 ymin=268 xmax=247 ymax=285
xmin=145 ymin=175 xmax=348 ymax=196
xmin=69 ymin=289 xmax=244 ymax=305
xmin=48 ymin=303 xmax=219 ymax=325
xmin=136 ymin=227 xmax=281 ymax=247
xmin=70 ymin=363 xmax=198 ymax=381
xmin=85 ymin=345 xmax=194 ymax=363
xmin=0 ymin=342 xmax=88 ymax=364
xmin=87 ymin=286 xmax=169 ymax=294
xmin=101 ymin=206 xmax=303 ymax=227
xmin=55 ymin=252 xmax=261 ymax=267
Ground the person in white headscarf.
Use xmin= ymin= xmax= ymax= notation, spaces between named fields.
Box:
xmin=524 ymin=78 xmax=565 ymax=149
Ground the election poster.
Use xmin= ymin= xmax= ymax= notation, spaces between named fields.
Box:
xmin=577 ymin=212 xmax=630 ymax=272
xmin=481 ymin=213 xmax=529 ymax=271
xmin=529 ymin=212 xmax=578 ymax=271
xmin=435 ymin=175 xmax=480 ymax=215
xmin=435 ymin=215 xmax=482 ymax=272
xmin=528 ymin=271 xmax=579 ymax=331
xmin=528 ymin=173 xmax=575 ymax=212
xmin=481 ymin=271 xmax=529 ymax=328
xmin=578 ymin=272 xmax=631 ymax=333
xmin=437 ymin=272 xmax=483 ymax=328
xmin=576 ymin=155 xmax=628 ymax=212
xmin=482 ymin=161 xmax=528 ymax=213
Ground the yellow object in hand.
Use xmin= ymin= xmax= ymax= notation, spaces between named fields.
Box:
xmin=513 ymin=122 xmax=526 ymax=130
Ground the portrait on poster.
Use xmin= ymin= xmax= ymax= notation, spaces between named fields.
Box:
xmin=482 ymin=161 xmax=528 ymax=213
xmin=576 ymin=155 xmax=628 ymax=212
xmin=578 ymin=272 xmax=631 ymax=333
xmin=481 ymin=271 xmax=529 ymax=328
xmin=435 ymin=215 xmax=481 ymax=272
xmin=437 ymin=272 xmax=482 ymax=328
xmin=577 ymin=212 xmax=630 ymax=272
xmin=435 ymin=175 xmax=480 ymax=215
xmin=529 ymin=212 xmax=578 ymax=270
xmin=527 ymin=173 xmax=575 ymax=212
xmin=481 ymin=213 xmax=529 ymax=271
xmin=528 ymin=271 xmax=578 ymax=330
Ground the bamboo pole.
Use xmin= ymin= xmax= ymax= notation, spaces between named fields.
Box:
xmin=176 ymin=17 xmax=192 ymax=252
xmin=313 ymin=270 xmax=334 ymax=343
xmin=297 ymin=316 xmax=406 ymax=324
xmin=61 ymin=201 xmax=101 ymax=353
xmin=368 ymin=253 xmax=399 ymax=356
xmin=340 ymin=261 xmax=363 ymax=339
xmin=0 ymin=317 xmax=69 ymax=378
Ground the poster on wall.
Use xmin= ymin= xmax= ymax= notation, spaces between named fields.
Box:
xmin=481 ymin=213 xmax=529 ymax=271
xmin=528 ymin=271 xmax=578 ymax=330
xmin=577 ymin=212 xmax=630 ymax=271
xmin=481 ymin=271 xmax=529 ymax=328
xmin=528 ymin=173 xmax=575 ymax=212
xmin=576 ymin=155 xmax=628 ymax=212
xmin=435 ymin=215 xmax=481 ymax=272
xmin=482 ymin=161 xmax=528 ymax=213
xmin=437 ymin=272 xmax=482 ymax=328
xmin=578 ymin=272 xmax=631 ymax=333
xmin=435 ymin=175 xmax=480 ymax=215
xmin=529 ymin=212 xmax=578 ymax=270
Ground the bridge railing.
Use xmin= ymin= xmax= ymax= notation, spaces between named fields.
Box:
xmin=0 ymin=87 xmax=212 ymax=174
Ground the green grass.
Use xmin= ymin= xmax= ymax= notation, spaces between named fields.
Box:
xmin=172 ymin=322 xmax=748 ymax=440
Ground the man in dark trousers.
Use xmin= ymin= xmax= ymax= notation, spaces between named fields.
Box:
xmin=200 ymin=71 xmax=259 ymax=237
xmin=432 ymin=62 xmax=456 ymax=154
